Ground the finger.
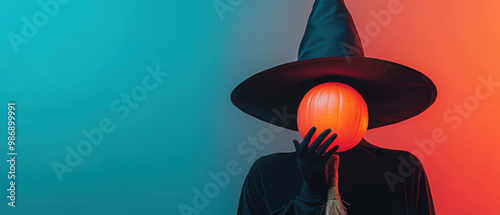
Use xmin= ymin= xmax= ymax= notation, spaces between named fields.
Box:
xmin=293 ymin=139 xmax=300 ymax=152
xmin=316 ymin=133 xmax=337 ymax=155
xmin=300 ymin=127 xmax=316 ymax=152
xmin=323 ymin=145 xmax=340 ymax=159
xmin=307 ymin=129 xmax=331 ymax=154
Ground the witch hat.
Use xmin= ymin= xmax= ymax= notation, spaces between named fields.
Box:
xmin=231 ymin=0 xmax=437 ymax=130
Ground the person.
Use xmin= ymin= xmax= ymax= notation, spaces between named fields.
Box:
xmin=236 ymin=128 xmax=435 ymax=214
xmin=230 ymin=0 xmax=437 ymax=214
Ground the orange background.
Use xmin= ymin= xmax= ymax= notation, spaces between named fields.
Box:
xmin=344 ymin=0 xmax=500 ymax=214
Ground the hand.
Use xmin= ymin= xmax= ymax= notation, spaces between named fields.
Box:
xmin=293 ymin=127 xmax=340 ymax=192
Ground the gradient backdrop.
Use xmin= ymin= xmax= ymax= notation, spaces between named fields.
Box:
xmin=1 ymin=0 xmax=499 ymax=214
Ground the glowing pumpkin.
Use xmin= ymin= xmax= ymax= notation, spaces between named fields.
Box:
xmin=297 ymin=82 xmax=369 ymax=152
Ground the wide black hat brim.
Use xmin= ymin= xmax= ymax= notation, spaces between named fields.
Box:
xmin=231 ymin=57 xmax=437 ymax=130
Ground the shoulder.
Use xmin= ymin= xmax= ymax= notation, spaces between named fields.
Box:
xmin=252 ymin=152 xmax=296 ymax=170
xmin=247 ymin=152 xmax=298 ymax=176
xmin=344 ymin=141 xmax=425 ymax=174
xmin=359 ymin=142 xmax=422 ymax=164
xmin=255 ymin=152 xmax=296 ymax=164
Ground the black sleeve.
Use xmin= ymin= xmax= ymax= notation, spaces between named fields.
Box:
xmin=237 ymin=158 xmax=328 ymax=215
xmin=406 ymin=155 xmax=436 ymax=215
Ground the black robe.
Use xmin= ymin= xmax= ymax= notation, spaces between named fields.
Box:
xmin=237 ymin=139 xmax=435 ymax=215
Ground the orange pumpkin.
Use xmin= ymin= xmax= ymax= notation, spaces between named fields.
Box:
xmin=297 ymin=82 xmax=369 ymax=152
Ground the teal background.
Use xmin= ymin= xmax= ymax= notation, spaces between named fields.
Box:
xmin=0 ymin=0 xmax=310 ymax=214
